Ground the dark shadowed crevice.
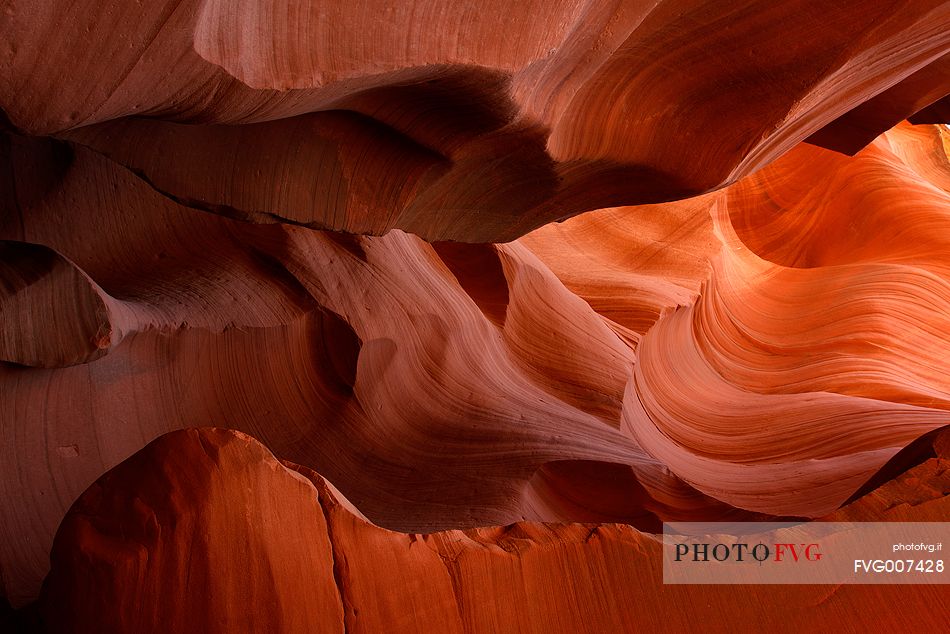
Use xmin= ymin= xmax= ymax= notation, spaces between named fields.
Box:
xmin=843 ymin=424 xmax=950 ymax=506
xmin=432 ymin=242 xmax=509 ymax=327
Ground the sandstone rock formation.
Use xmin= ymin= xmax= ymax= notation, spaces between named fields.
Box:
xmin=3 ymin=0 xmax=949 ymax=240
xmin=2 ymin=0 xmax=950 ymax=631
xmin=38 ymin=428 xmax=950 ymax=634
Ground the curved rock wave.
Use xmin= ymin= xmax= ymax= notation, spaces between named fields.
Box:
xmin=3 ymin=121 xmax=950 ymax=608
xmin=2 ymin=1 xmax=950 ymax=627
xmin=3 ymin=1 xmax=948 ymax=239
xmin=37 ymin=427 xmax=950 ymax=633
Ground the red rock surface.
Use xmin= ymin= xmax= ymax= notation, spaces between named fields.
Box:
xmin=38 ymin=428 xmax=950 ymax=634
xmin=2 ymin=1 xmax=950 ymax=632
xmin=3 ymin=0 xmax=949 ymax=240
xmin=806 ymin=53 xmax=950 ymax=155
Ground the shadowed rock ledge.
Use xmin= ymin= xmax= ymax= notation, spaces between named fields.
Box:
xmin=37 ymin=427 xmax=950 ymax=634
xmin=2 ymin=1 xmax=950 ymax=631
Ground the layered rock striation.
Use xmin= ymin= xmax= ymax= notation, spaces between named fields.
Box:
xmin=1 ymin=0 xmax=950 ymax=631
xmin=38 ymin=428 xmax=950 ymax=633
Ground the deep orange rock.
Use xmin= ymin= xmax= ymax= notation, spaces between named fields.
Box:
xmin=3 ymin=121 xmax=950 ymax=610
xmin=4 ymin=0 xmax=949 ymax=239
xmin=39 ymin=428 xmax=950 ymax=633
xmin=41 ymin=428 xmax=344 ymax=633
xmin=2 ymin=1 xmax=950 ymax=629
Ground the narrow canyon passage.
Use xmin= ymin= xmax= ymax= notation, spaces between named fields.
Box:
xmin=2 ymin=1 xmax=949 ymax=631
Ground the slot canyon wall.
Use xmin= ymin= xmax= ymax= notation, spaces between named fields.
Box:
xmin=1 ymin=0 xmax=949 ymax=631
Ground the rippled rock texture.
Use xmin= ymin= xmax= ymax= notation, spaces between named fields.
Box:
xmin=37 ymin=428 xmax=950 ymax=633
xmin=2 ymin=0 xmax=950 ymax=631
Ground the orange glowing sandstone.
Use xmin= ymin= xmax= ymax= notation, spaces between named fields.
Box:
xmin=0 ymin=0 xmax=949 ymax=630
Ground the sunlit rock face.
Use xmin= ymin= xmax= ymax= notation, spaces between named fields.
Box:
xmin=38 ymin=428 xmax=950 ymax=633
xmin=2 ymin=0 xmax=950 ymax=631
